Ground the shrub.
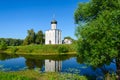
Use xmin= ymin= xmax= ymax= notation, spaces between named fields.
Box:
xmin=11 ymin=47 xmax=18 ymax=53
xmin=58 ymin=45 xmax=68 ymax=54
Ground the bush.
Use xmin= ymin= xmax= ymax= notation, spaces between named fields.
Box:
xmin=11 ymin=47 xmax=18 ymax=53
xmin=58 ymin=45 xmax=68 ymax=54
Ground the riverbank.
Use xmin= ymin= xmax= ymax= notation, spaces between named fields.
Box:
xmin=2 ymin=44 xmax=77 ymax=55
xmin=0 ymin=70 xmax=87 ymax=80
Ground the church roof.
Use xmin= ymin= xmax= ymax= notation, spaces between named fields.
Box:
xmin=51 ymin=20 xmax=57 ymax=24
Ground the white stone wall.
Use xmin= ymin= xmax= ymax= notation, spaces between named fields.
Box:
xmin=45 ymin=30 xmax=55 ymax=44
xmin=59 ymin=31 xmax=62 ymax=44
xmin=45 ymin=29 xmax=61 ymax=44
xmin=51 ymin=24 xmax=57 ymax=29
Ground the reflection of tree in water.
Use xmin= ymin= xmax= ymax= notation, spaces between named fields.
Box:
xmin=76 ymin=56 xmax=84 ymax=64
xmin=21 ymin=54 xmax=76 ymax=61
xmin=25 ymin=58 xmax=44 ymax=69
xmin=76 ymin=55 xmax=115 ymax=79
xmin=22 ymin=54 xmax=76 ymax=70
xmin=0 ymin=53 xmax=18 ymax=60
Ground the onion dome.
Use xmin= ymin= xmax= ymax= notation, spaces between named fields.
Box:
xmin=51 ymin=20 xmax=57 ymax=24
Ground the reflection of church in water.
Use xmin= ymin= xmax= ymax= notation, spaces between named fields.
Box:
xmin=45 ymin=60 xmax=62 ymax=72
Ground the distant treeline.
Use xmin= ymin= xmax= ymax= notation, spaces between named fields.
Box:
xmin=0 ymin=29 xmax=45 ymax=47
xmin=0 ymin=38 xmax=23 ymax=46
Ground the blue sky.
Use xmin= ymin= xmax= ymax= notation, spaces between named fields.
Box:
xmin=0 ymin=0 xmax=89 ymax=40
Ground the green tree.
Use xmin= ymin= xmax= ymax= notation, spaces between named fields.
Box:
xmin=74 ymin=0 xmax=120 ymax=79
xmin=23 ymin=29 xmax=36 ymax=45
xmin=35 ymin=30 xmax=44 ymax=44
xmin=0 ymin=40 xmax=7 ymax=50
xmin=0 ymin=38 xmax=23 ymax=46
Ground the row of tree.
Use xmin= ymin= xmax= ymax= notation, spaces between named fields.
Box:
xmin=0 ymin=29 xmax=45 ymax=47
xmin=0 ymin=38 xmax=23 ymax=46
xmin=0 ymin=38 xmax=23 ymax=50
xmin=23 ymin=29 xmax=45 ymax=45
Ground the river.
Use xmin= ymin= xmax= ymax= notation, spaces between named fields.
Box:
xmin=0 ymin=53 xmax=116 ymax=79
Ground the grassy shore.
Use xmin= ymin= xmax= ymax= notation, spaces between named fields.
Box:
xmin=3 ymin=44 xmax=77 ymax=55
xmin=0 ymin=70 xmax=87 ymax=80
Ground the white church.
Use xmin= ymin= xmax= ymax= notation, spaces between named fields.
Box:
xmin=45 ymin=19 xmax=62 ymax=44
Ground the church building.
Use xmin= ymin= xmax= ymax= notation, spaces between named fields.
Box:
xmin=45 ymin=19 xmax=62 ymax=44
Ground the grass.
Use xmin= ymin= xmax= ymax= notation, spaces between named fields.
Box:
xmin=41 ymin=72 xmax=87 ymax=80
xmin=0 ymin=69 xmax=117 ymax=80
xmin=0 ymin=71 xmax=32 ymax=80
xmin=0 ymin=70 xmax=87 ymax=80
xmin=4 ymin=44 xmax=77 ymax=55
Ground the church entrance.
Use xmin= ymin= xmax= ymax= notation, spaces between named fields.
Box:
xmin=49 ymin=40 xmax=51 ymax=44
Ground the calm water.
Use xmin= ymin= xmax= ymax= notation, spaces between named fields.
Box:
xmin=0 ymin=53 xmax=116 ymax=79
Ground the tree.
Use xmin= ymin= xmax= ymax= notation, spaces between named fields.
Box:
xmin=74 ymin=0 xmax=120 ymax=79
xmin=35 ymin=30 xmax=44 ymax=44
xmin=23 ymin=29 xmax=36 ymax=45
xmin=0 ymin=40 xmax=7 ymax=50
xmin=0 ymin=38 xmax=23 ymax=46
xmin=23 ymin=29 xmax=45 ymax=45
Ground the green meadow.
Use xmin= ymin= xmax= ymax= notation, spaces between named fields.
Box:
xmin=4 ymin=44 xmax=77 ymax=55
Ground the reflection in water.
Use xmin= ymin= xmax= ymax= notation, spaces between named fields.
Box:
xmin=0 ymin=57 xmax=26 ymax=71
xmin=26 ymin=59 xmax=44 ymax=69
xmin=0 ymin=53 xmax=116 ymax=79
xmin=0 ymin=53 xmax=18 ymax=60
xmin=45 ymin=60 xmax=62 ymax=72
